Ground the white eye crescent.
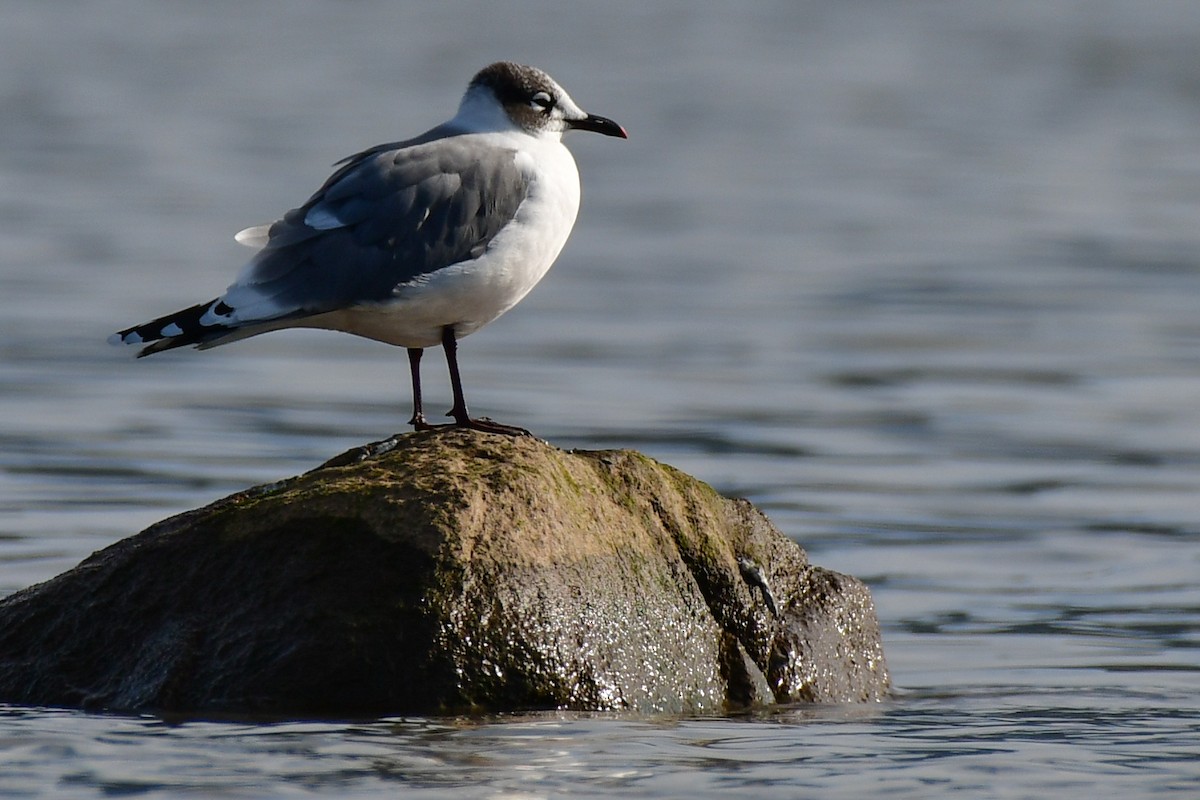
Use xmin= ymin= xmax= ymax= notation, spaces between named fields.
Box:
xmin=530 ymin=91 xmax=554 ymax=111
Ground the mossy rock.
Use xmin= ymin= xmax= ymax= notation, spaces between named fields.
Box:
xmin=0 ymin=431 xmax=889 ymax=715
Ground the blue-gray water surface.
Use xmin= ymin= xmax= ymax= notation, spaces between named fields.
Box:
xmin=2 ymin=2 xmax=1198 ymax=797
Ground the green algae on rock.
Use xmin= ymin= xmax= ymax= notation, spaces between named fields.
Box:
xmin=0 ymin=431 xmax=889 ymax=715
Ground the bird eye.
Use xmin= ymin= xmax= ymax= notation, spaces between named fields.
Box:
xmin=530 ymin=91 xmax=554 ymax=112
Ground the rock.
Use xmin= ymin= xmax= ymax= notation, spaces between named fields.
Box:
xmin=0 ymin=431 xmax=889 ymax=715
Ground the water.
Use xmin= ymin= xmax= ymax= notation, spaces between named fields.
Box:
xmin=2 ymin=1 xmax=1199 ymax=796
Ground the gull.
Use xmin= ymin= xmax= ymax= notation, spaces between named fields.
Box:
xmin=110 ymin=61 xmax=626 ymax=435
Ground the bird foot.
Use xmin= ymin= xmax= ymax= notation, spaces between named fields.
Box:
xmin=409 ymin=412 xmax=530 ymax=437
xmin=452 ymin=415 xmax=532 ymax=437
xmin=409 ymin=413 xmax=444 ymax=432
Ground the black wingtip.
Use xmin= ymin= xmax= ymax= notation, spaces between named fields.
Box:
xmin=110 ymin=299 xmax=229 ymax=357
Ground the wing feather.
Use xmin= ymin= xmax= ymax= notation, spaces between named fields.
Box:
xmin=223 ymin=134 xmax=530 ymax=324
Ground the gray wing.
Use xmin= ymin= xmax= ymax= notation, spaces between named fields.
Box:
xmin=220 ymin=133 xmax=530 ymax=322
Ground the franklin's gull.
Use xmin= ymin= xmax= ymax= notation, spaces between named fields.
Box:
xmin=110 ymin=61 xmax=627 ymax=435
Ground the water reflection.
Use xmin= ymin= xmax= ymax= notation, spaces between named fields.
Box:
xmin=3 ymin=1 xmax=1200 ymax=797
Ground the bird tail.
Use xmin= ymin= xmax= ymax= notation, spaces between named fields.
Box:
xmin=108 ymin=299 xmax=236 ymax=357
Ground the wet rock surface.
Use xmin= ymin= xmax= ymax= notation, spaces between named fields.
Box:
xmin=0 ymin=431 xmax=889 ymax=716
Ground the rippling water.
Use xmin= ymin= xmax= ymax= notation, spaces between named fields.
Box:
xmin=2 ymin=2 xmax=1199 ymax=797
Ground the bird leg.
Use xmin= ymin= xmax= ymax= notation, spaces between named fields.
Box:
xmin=441 ymin=326 xmax=531 ymax=436
xmin=406 ymin=347 xmax=439 ymax=430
